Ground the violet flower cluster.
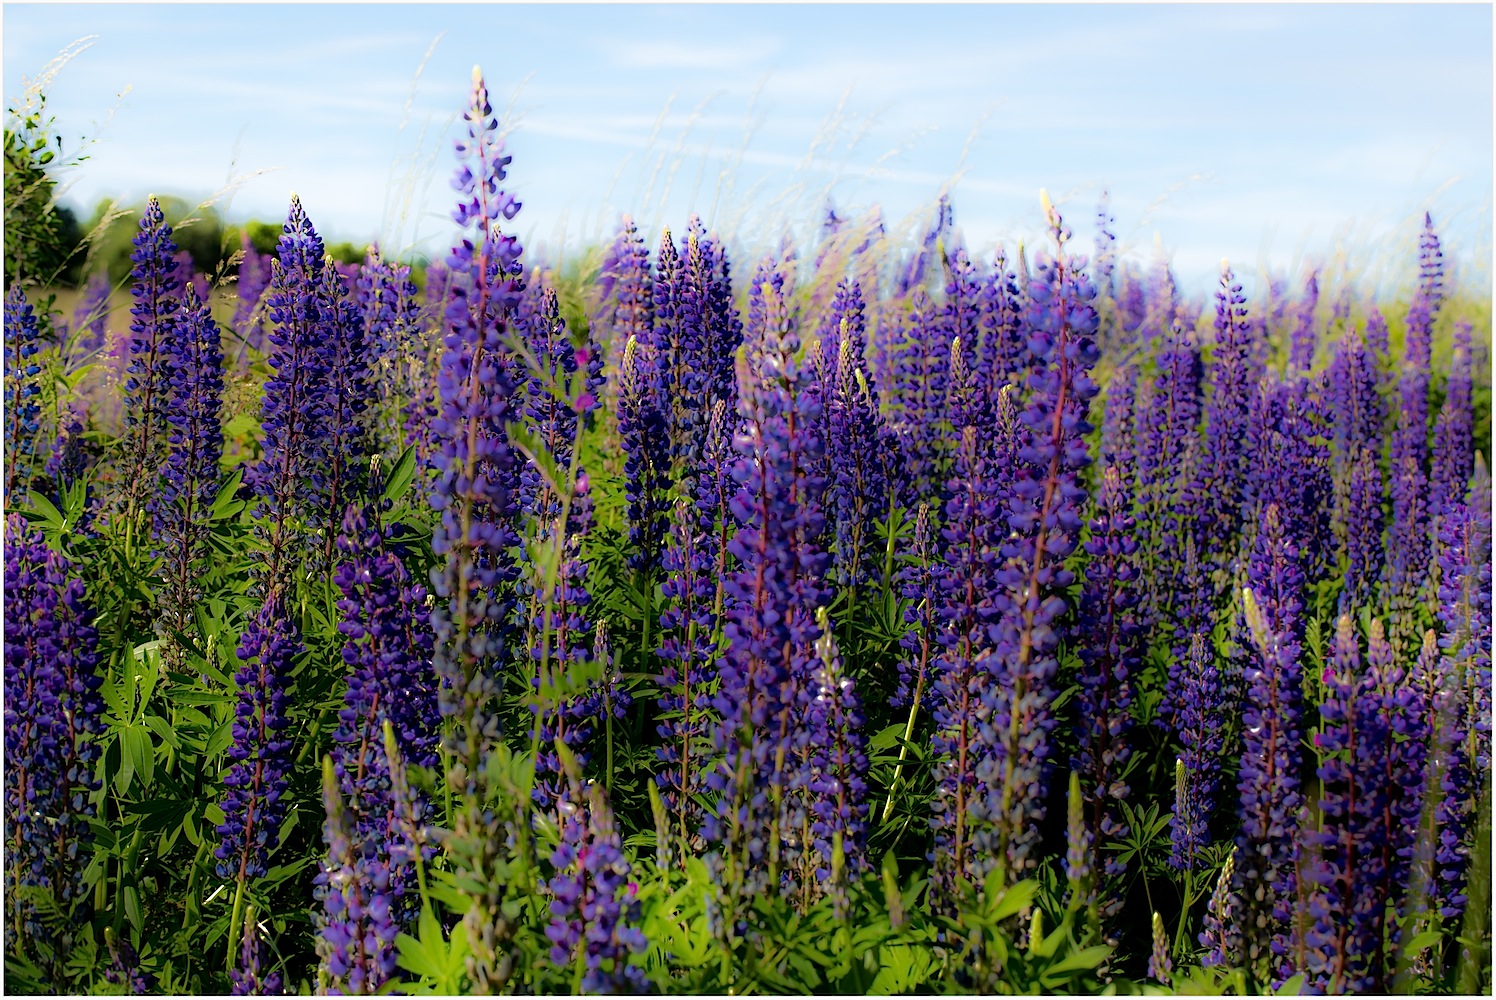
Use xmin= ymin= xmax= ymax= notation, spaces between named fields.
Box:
xmin=1135 ymin=321 xmax=1201 ymax=613
xmin=1197 ymin=262 xmax=1258 ymax=568
xmin=1073 ymin=466 xmax=1141 ymax=903
xmin=3 ymin=515 xmax=103 ymax=961
xmin=3 ymin=283 xmax=44 ymax=500
xmin=519 ymin=288 xmax=614 ymax=810
xmin=704 ymin=260 xmax=834 ymax=897
xmin=156 ymin=282 xmax=225 ymax=627
xmin=429 ymin=68 xmax=526 ymax=781
xmin=1303 ymin=616 xmax=1414 ymax=993
xmin=985 ymin=199 xmax=1099 ymax=878
xmin=70 ymin=268 xmax=110 ymax=357
xmin=316 ymin=758 xmax=399 ymax=995
xmin=805 ymin=611 xmax=869 ymax=902
xmin=1386 ymin=215 xmax=1444 ymax=599
xmin=545 ymin=776 xmax=648 ymax=993
xmin=926 ymin=425 xmax=1007 ymax=901
xmin=1224 ymin=505 xmax=1306 ymax=979
xmin=121 ymin=196 xmax=183 ymax=498
xmin=331 ymin=503 xmax=441 ymax=828
xmin=247 ymin=198 xmax=355 ymax=581
xmin=216 ymin=593 xmax=298 ymax=886
xmin=1429 ymin=495 xmax=1493 ymax=924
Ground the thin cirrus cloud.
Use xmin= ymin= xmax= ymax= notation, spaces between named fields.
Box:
xmin=3 ymin=3 xmax=1489 ymax=297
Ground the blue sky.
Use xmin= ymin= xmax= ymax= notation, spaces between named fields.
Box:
xmin=5 ymin=3 xmax=1492 ymax=298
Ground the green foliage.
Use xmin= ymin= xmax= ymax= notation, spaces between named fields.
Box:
xmin=81 ymin=195 xmax=226 ymax=285
xmin=4 ymin=89 xmax=83 ymax=285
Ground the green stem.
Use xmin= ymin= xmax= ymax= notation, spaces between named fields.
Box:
xmin=225 ymin=878 xmax=247 ymax=973
xmin=1174 ymin=868 xmax=1195 ymax=958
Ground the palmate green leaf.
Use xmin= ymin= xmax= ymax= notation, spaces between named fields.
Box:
xmin=121 ymin=724 xmax=155 ymax=790
xmin=397 ymin=904 xmax=469 ymax=994
xmin=21 ymin=488 xmax=66 ymax=531
xmin=868 ymin=943 xmax=936 ymax=995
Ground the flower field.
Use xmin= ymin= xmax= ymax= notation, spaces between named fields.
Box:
xmin=4 ymin=68 xmax=1492 ymax=995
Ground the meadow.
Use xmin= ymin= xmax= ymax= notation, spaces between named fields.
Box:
xmin=4 ymin=67 xmax=1492 ymax=995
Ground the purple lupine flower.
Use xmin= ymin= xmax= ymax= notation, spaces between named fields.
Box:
xmin=1200 ymin=848 xmax=1239 ymax=967
xmin=3 ymin=516 xmax=103 ymax=965
xmin=315 ymin=262 xmax=372 ymax=571
xmin=1363 ymin=306 xmax=1390 ymax=368
xmin=881 ymin=288 xmax=951 ymax=497
xmin=44 ymin=401 xmax=91 ymax=497
xmin=647 ymin=226 xmax=716 ymax=471
xmin=121 ymin=196 xmax=183 ymax=498
xmin=1325 ymin=324 xmax=1384 ymax=470
xmin=231 ymin=230 xmax=273 ymax=354
xmin=1135 ymin=320 xmax=1202 ymax=612
xmin=545 ymin=766 xmax=648 ymax=993
xmin=814 ymin=278 xmax=867 ymax=383
xmin=704 ymin=280 xmax=831 ymax=897
xmin=594 ymin=215 xmax=653 ymax=388
xmin=1231 ymin=505 xmax=1307 ymax=980
xmin=1428 ymin=322 xmax=1474 ymax=532
xmin=70 ymin=268 xmax=111 ymax=357
xmin=806 ymin=608 xmax=869 ymax=904
xmin=216 ymin=593 xmax=298 ymax=885
xmin=1073 ymin=465 xmax=1140 ymax=908
xmin=316 ymin=757 xmax=400 ymax=995
xmin=1393 ymin=629 xmax=1440 ymax=943
xmin=1098 ymin=365 xmax=1137 ymax=484
xmin=927 ymin=426 xmax=1007 ymax=902
xmin=686 ymin=218 xmax=743 ymax=412
xmin=1242 ymin=376 xmax=1331 ymax=575
xmin=656 ymin=495 xmax=718 ymax=839
xmin=895 ymin=193 xmax=952 ymax=296
xmin=1386 ymin=216 xmax=1444 ymax=600
xmin=520 ymin=292 xmax=611 ymax=810
xmin=1198 ymin=262 xmax=1258 ymax=569
xmin=695 ymin=399 xmax=739 ymax=640
xmin=172 ymin=249 xmax=209 ymax=305
xmin=616 ymin=333 xmax=671 ymax=574
xmin=4 ymin=284 xmax=45 ymax=500
xmin=1342 ymin=444 xmax=1385 ymax=610
xmin=1428 ymin=496 xmax=1493 ymax=923
xmin=1172 ymin=628 xmax=1226 ymax=870
xmin=986 ymin=194 xmax=1099 ymax=878
xmin=355 ymin=247 xmax=423 ymax=457
xmin=892 ymin=501 xmax=938 ymax=714
xmin=1288 ymin=269 xmax=1320 ymax=373
xmin=332 ymin=503 xmax=440 ymax=819
xmin=429 ymin=68 xmax=525 ymax=783
xmin=826 ymin=307 xmax=893 ymax=592
xmin=1364 ymin=620 xmax=1429 ymax=945
xmin=248 ymin=197 xmax=337 ymax=585
xmin=1326 ymin=323 xmax=1385 ymax=571
xmin=102 ymin=932 xmax=156 ymax=994
xmin=1404 ymin=213 xmax=1445 ymax=364
xmin=1138 ymin=255 xmax=1181 ymax=350
xmin=1149 ymin=911 xmax=1173 ymax=985
xmin=156 ymin=283 xmax=224 ymax=630
xmin=1113 ymin=263 xmax=1147 ymax=344
xmin=230 ymin=909 xmax=283 ymax=996
xmin=1304 ymin=615 xmax=1395 ymax=993
xmin=978 ymin=244 xmax=1027 ymax=390
xmin=940 ymin=247 xmax=988 ymax=410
